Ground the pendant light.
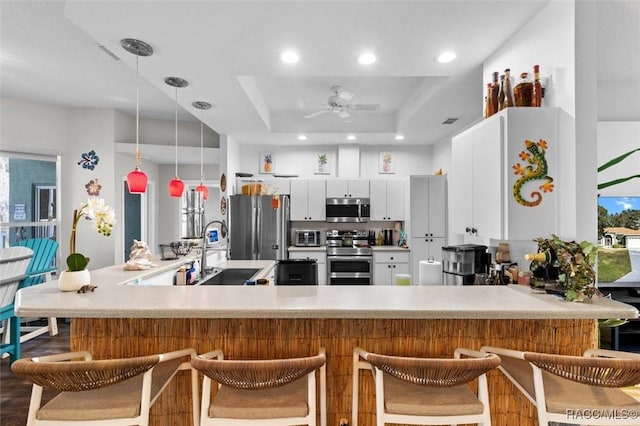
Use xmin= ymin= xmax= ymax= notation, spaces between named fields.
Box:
xmin=192 ymin=101 xmax=212 ymax=200
xmin=165 ymin=76 xmax=188 ymax=198
xmin=121 ymin=38 xmax=153 ymax=194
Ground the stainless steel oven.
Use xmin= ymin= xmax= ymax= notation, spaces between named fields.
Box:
xmin=326 ymin=230 xmax=373 ymax=285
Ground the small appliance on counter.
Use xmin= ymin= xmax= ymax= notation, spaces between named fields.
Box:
xmin=441 ymin=244 xmax=489 ymax=285
xmin=276 ymin=258 xmax=318 ymax=285
xmin=294 ymin=229 xmax=322 ymax=247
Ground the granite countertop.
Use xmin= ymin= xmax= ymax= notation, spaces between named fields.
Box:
xmin=15 ymin=276 xmax=639 ymax=319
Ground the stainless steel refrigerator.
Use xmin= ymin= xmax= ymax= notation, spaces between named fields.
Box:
xmin=228 ymin=195 xmax=290 ymax=260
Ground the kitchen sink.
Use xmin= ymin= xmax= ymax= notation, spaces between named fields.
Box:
xmin=198 ymin=268 xmax=261 ymax=285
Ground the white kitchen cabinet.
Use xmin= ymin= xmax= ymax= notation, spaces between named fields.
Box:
xmin=450 ymin=107 xmax=558 ymax=240
xmin=370 ymin=179 xmax=405 ymax=221
xmin=290 ymin=179 xmax=326 ymax=221
xmin=373 ymin=251 xmax=410 ymax=285
xmin=326 ymin=179 xmax=370 ymax=198
xmin=289 ymin=250 xmax=326 ymax=285
xmin=409 ymin=175 xmax=447 ymax=284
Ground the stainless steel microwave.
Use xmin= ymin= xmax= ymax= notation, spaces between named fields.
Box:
xmin=325 ymin=198 xmax=370 ymax=223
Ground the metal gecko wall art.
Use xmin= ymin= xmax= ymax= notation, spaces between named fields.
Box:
xmin=512 ymin=139 xmax=554 ymax=207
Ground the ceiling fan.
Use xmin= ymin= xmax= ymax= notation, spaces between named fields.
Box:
xmin=304 ymin=85 xmax=380 ymax=121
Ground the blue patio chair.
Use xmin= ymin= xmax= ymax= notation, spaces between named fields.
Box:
xmin=0 ymin=246 xmax=33 ymax=364
xmin=15 ymin=238 xmax=60 ymax=340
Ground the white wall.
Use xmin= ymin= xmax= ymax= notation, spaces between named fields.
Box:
xmin=64 ymin=108 xmax=117 ymax=270
xmin=1 ymin=97 xmax=68 ymax=155
xmin=235 ymin=144 xmax=433 ymax=179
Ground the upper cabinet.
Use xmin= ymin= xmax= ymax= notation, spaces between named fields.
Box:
xmin=290 ymin=179 xmax=326 ymax=221
xmin=450 ymin=108 xmax=558 ymax=240
xmin=370 ymin=179 xmax=405 ymax=221
xmin=326 ymin=179 xmax=369 ymax=198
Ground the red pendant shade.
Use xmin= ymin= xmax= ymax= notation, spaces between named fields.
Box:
xmin=195 ymin=184 xmax=209 ymax=200
xmin=127 ymin=168 xmax=148 ymax=194
xmin=168 ymin=177 xmax=184 ymax=197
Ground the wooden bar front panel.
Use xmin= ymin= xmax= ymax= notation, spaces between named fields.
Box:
xmin=71 ymin=317 xmax=597 ymax=426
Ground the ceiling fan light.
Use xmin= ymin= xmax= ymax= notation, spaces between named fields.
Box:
xmin=436 ymin=51 xmax=457 ymax=63
xmin=168 ymin=177 xmax=184 ymax=197
xmin=195 ymin=183 xmax=209 ymax=200
xmin=280 ymin=50 xmax=299 ymax=64
xmin=358 ymin=52 xmax=376 ymax=65
xmin=127 ymin=168 xmax=148 ymax=193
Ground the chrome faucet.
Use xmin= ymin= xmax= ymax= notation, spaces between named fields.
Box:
xmin=200 ymin=220 xmax=229 ymax=275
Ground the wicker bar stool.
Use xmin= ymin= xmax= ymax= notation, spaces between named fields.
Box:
xmin=481 ymin=346 xmax=640 ymax=425
xmin=190 ymin=348 xmax=326 ymax=426
xmin=352 ymin=347 xmax=500 ymax=426
xmin=11 ymin=348 xmax=199 ymax=426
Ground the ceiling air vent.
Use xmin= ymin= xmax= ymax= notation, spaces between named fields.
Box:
xmin=98 ymin=44 xmax=121 ymax=61
xmin=442 ymin=117 xmax=459 ymax=125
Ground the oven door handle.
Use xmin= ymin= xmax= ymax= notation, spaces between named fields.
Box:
xmin=327 ymin=256 xmax=372 ymax=262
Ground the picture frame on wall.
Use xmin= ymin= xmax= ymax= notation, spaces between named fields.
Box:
xmin=259 ymin=152 xmax=275 ymax=174
xmin=379 ymin=151 xmax=394 ymax=174
xmin=313 ymin=152 xmax=330 ymax=174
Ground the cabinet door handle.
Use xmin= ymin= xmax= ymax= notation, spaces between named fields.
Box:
xmin=472 ymin=228 xmax=478 ymax=235
xmin=465 ymin=227 xmax=471 ymax=233
xmin=392 ymin=265 xmax=396 ymax=268
xmin=387 ymin=265 xmax=391 ymax=268
xmin=390 ymin=257 xmax=394 ymax=260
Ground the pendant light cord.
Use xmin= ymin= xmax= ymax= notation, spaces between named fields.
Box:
xmin=174 ymin=85 xmax=178 ymax=177
xmin=200 ymin=109 xmax=204 ymax=181
xmin=135 ymin=53 xmax=140 ymax=168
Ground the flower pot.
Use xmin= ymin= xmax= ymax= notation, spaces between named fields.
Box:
xmin=58 ymin=269 xmax=91 ymax=292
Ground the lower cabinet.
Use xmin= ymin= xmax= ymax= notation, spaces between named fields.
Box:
xmin=288 ymin=250 xmax=327 ymax=285
xmin=373 ymin=251 xmax=410 ymax=285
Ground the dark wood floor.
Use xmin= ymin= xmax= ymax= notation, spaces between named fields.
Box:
xmin=0 ymin=319 xmax=70 ymax=426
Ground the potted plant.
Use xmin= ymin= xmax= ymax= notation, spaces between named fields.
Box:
xmin=529 ymin=234 xmax=597 ymax=301
xmin=58 ymin=197 xmax=115 ymax=291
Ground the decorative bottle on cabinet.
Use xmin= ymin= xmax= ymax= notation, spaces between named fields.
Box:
xmin=491 ymin=71 xmax=500 ymax=114
xmin=498 ymin=74 xmax=506 ymax=110
xmin=532 ymin=64 xmax=543 ymax=107
xmin=513 ymin=72 xmax=533 ymax=107
xmin=503 ymin=68 xmax=515 ymax=108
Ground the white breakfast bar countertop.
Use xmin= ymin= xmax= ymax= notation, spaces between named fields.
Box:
xmin=15 ymin=259 xmax=639 ymax=320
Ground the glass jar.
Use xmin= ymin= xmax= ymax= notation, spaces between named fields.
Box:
xmin=513 ymin=72 xmax=533 ymax=107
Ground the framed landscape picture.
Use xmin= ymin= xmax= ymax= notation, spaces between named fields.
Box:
xmin=259 ymin=152 xmax=275 ymax=174
xmin=313 ymin=152 xmax=330 ymax=174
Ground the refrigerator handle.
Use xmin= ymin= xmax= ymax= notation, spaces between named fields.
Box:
xmin=255 ymin=196 xmax=262 ymax=259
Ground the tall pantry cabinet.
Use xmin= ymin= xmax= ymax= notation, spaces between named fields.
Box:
xmin=409 ymin=175 xmax=447 ymax=284
xmin=450 ymin=107 xmax=558 ymax=240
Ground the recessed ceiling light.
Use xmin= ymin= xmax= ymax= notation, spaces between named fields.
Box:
xmin=436 ymin=51 xmax=456 ymax=63
xmin=358 ymin=52 xmax=376 ymax=65
xmin=297 ymin=134 xmax=307 ymax=141
xmin=347 ymin=135 xmax=357 ymax=141
xmin=394 ymin=134 xmax=405 ymax=141
xmin=280 ymin=50 xmax=299 ymax=64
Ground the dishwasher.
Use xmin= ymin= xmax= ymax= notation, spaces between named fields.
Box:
xmin=276 ymin=258 xmax=318 ymax=285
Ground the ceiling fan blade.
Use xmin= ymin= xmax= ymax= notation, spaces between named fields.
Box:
xmin=346 ymin=103 xmax=380 ymax=111
xmin=338 ymin=90 xmax=355 ymax=101
xmin=304 ymin=110 xmax=329 ymax=118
